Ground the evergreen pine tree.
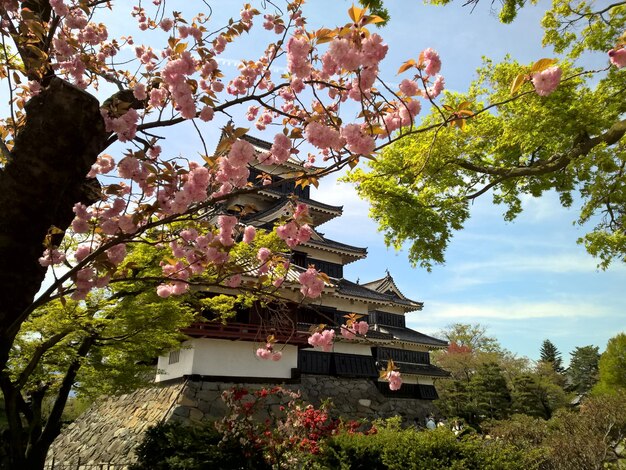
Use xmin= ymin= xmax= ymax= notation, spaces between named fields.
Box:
xmin=540 ymin=339 xmax=564 ymax=373
xmin=468 ymin=362 xmax=511 ymax=420
xmin=568 ymin=345 xmax=600 ymax=395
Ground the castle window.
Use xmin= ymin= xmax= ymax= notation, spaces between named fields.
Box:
xmin=168 ymin=350 xmax=180 ymax=365
xmin=371 ymin=311 xmax=406 ymax=328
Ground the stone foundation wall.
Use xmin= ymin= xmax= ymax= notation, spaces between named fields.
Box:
xmin=46 ymin=380 xmax=186 ymax=468
xmin=47 ymin=375 xmax=438 ymax=467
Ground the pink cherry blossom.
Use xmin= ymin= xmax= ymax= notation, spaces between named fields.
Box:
xmin=160 ymin=18 xmax=173 ymax=32
xmin=217 ymin=215 xmax=237 ymax=246
xmin=74 ymin=244 xmax=91 ymax=262
xmin=240 ymin=225 xmax=255 ymax=244
xmin=361 ymin=34 xmax=388 ymax=68
xmin=387 ymin=370 xmax=402 ymax=391
xmin=39 ymin=248 xmax=66 ymax=267
xmin=256 ymin=348 xmax=272 ymax=359
xmin=305 ymin=121 xmax=344 ymax=151
xmin=308 ymin=329 xmax=335 ymax=352
xmin=399 ymin=79 xmax=420 ymax=97
xmin=608 ymin=48 xmax=626 ymax=68
xmin=286 ymin=36 xmax=312 ymax=78
xmin=421 ymin=48 xmax=441 ymax=76
xmin=226 ymin=274 xmax=242 ymax=288
xmin=299 ymin=267 xmax=324 ymax=298
xmin=49 ymin=0 xmax=69 ymax=16
xmin=355 ymin=321 xmax=369 ymax=335
xmin=426 ymin=75 xmax=445 ymax=99
xmin=341 ymin=124 xmax=376 ymax=155
xmin=340 ymin=325 xmax=356 ymax=340
xmin=106 ymin=243 xmax=126 ymax=265
xmin=532 ymin=66 xmax=562 ymax=97
xmin=257 ymin=247 xmax=272 ymax=263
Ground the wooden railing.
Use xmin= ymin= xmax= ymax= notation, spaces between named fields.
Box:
xmin=181 ymin=321 xmax=309 ymax=345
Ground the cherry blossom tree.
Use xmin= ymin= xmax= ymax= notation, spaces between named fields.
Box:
xmin=0 ymin=1 xmax=458 ymax=465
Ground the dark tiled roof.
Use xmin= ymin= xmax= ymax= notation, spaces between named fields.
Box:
xmin=259 ymin=190 xmax=343 ymax=214
xmin=336 ymin=279 xmax=422 ymax=310
xmin=379 ymin=361 xmax=450 ymax=378
xmin=306 ymin=232 xmax=367 ymax=255
xmin=362 ymin=273 xmax=422 ymax=308
xmin=336 ymin=279 xmax=397 ymax=303
xmin=374 ymin=325 xmax=448 ymax=348
xmin=241 ymin=133 xmax=272 ymax=150
xmin=241 ymin=198 xmax=287 ymax=223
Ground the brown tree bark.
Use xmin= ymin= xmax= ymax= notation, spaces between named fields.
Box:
xmin=0 ymin=77 xmax=107 ymax=468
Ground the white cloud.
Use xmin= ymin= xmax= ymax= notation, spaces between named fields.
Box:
xmin=450 ymin=252 xmax=614 ymax=276
xmin=415 ymin=299 xmax=613 ymax=321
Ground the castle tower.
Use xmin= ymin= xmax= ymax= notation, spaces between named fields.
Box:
xmin=155 ymin=134 xmax=449 ymax=400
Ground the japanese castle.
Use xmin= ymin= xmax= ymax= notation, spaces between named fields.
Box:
xmin=155 ymin=134 xmax=449 ymax=400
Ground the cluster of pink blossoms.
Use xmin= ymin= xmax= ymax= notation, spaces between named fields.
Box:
xmin=216 ymin=139 xmax=256 ymax=196
xmin=386 ymin=370 xmax=402 ymax=391
xmin=156 ymin=218 xmax=242 ymax=298
xmin=298 ymin=267 xmax=324 ymax=298
xmin=259 ymin=133 xmax=293 ymax=165
xmin=162 ymin=51 xmax=197 ymax=119
xmin=340 ymin=321 xmax=369 ymax=340
xmin=100 ymin=108 xmax=139 ymax=143
xmin=256 ymin=343 xmax=282 ymax=361
xmin=609 ymin=48 xmax=626 ymax=68
xmin=39 ymin=248 xmax=66 ymax=267
xmin=307 ymin=329 xmax=335 ymax=352
xmin=276 ymin=203 xmax=313 ymax=249
xmin=532 ymin=66 xmax=563 ymax=96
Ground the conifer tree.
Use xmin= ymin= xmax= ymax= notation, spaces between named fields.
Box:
xmin=568 ymin=345 xmax=600 ymax=395
xmin=540 ymin=339 xmax=564 ymax=373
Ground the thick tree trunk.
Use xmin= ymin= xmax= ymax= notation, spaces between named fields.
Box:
xmin=0 ymin=77 xmax=107 ymax=469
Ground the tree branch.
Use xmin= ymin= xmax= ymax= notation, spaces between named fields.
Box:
xmin=15 ymin=328 xmax=74 ymax=390
xmin=454 ymin=118 xmax=626 ymax=178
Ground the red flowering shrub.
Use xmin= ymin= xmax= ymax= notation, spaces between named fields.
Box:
xmin=217 ymin=386 xmax=339 ymax=467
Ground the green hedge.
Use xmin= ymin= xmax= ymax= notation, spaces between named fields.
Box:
xmin=317 ymin=426 xmax=537 ymax=470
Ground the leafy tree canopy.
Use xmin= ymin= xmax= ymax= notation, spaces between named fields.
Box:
xmin=567 ymin=345 xmax=600 ymax=395
xmin=593 ymin=332 xmax=626 ymax=395
xmin=437 ymin=323 xmax=501 ymax=353
xmin=346 ymin=1 xmax=626 ymax=270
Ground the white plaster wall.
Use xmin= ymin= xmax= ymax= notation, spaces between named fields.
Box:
xmin=330 ymin=341 xmax=372 ymax=355
xmin=156 ymin=341 xmax=195 ymax=382
xmin=310 ymin=297 xmax=369 ymax=314
xmin=399 ymin=375 xmax=418 ymax=385
xmin=418 ymin=377 xmax=434 ymax=386
xmin=299 ymin=246 xmax=344 ymax=264
xmin=190 ymin=338 xmax=298 ymax=379
xmin=375 ymin=305 xmax=408 ymax=315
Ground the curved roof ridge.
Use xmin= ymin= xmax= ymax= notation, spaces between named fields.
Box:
xmin=362 ymin=272 xmax=417 ymax=304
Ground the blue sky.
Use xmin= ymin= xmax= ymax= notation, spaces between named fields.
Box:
xmin=101 ymin=1 xmax=625 ymax=362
